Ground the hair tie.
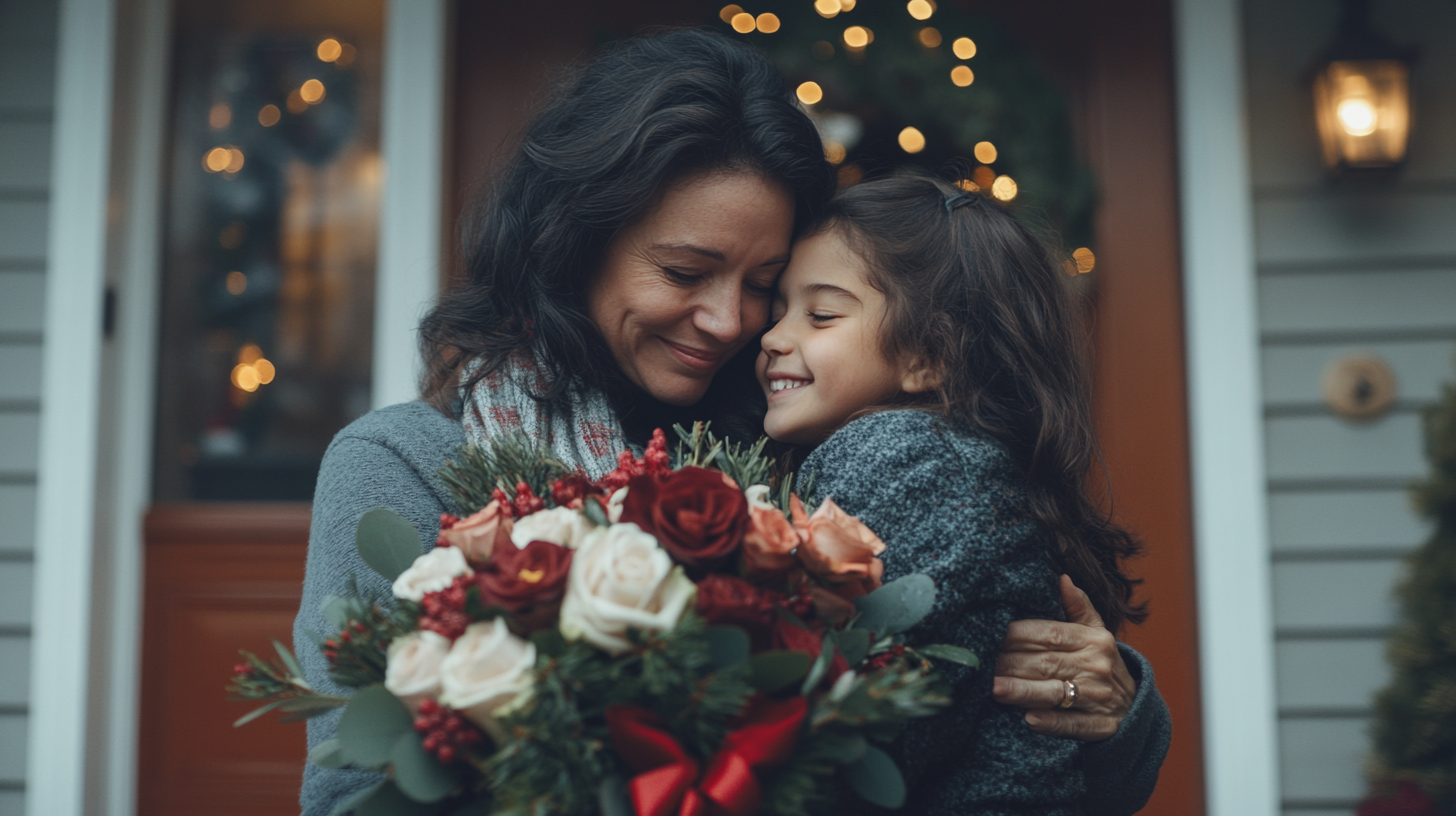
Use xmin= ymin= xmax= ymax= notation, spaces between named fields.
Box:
xmin=944 ymin=192 xmax=972 ymax=214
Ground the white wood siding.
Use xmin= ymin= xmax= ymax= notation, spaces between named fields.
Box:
xmin=1244 ymin=0 xmax=1456 ymax=813
xmin=0 ymin=0 xmax=56 ymax=812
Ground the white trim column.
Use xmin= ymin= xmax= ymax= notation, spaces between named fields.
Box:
xmin=28 ymin=0 xmax=117 ymax=813
xmin=374 ymin=0 xmax=450 ymax=409
xmin=1172 ymin=1 xmax=1281 ymax=815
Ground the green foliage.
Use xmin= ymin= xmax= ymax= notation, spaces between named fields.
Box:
xmin=318 ymin=578 xmax=421 ymax=689
xmin=227 ymin=641 xmax=346 ymax=726
xmin=357 ymin=508 xmax=424 ymax=581
xmin=851 ymin=573 xmax=937 ymax=636
xmin=672 ymin=422 xmax=810 ymax=514
xmin=1370 ymin=377 xmax=1456 ymax=807
xmin=842 ymin=745 xmax=907 ymax=808
xmin=715 ymin=2 xmax=1097 ymax=249
xmin=441 ymin=432 xmax=570 ymax=515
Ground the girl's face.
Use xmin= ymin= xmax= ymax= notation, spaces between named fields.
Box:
xmin=588 ymin=170 xmax=795 ymax=407
xmin=755 ymin=229 xmax=918 ymax=445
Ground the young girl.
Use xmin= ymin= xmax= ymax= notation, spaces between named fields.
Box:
xmin=756 ymin=175 xmax=1146 ymax=814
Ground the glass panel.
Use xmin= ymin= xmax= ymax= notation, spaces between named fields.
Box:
xmin=154 ymin=0 xmax=384 ymax=501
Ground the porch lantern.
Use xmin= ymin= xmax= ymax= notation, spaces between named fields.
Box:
xmin=1312 ymin=0 xmax=1415 ymax=175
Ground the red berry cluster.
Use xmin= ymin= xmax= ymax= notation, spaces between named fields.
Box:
xmin=322 ymin=621 xmax=372 ymax=663
xmin=491 ymin=481 xmax=545 ymax=518
xmin=864 ymin=644 xmax=907 ymax=671
xmin=413 ymin=699 xmax=483 ymax=765
xmin=599 ymin=428 xmax=671 ymax=491
xmin=550 ymin=472 xmax=606 ymax=508
xmin=419 ymin=576 xmax=471 ymax=640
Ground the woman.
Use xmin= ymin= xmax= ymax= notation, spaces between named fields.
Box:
xmin=295 ymin=28 xmax=1169 ymax=816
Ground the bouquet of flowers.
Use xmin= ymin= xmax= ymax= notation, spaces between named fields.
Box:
xmin=229 ymin=425 xmax=976 ymax=816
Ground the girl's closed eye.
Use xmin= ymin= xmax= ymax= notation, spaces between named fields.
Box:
xmin=807 ymin=311 xmax=839 ymax=324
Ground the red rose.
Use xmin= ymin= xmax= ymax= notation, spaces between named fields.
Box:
xmin=771 ymin=618 xmax=849 ymax=686
xmin=695 ymin=574 xmax=786 ymax=651
xmin=475 ymin=537 xmax=572 ymax=634
xmin=619 ymin=467 xmax=749 ymax=572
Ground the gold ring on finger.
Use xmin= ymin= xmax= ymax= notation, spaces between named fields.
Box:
xmin=1058 ymin=679 xmax=1078 ymax=709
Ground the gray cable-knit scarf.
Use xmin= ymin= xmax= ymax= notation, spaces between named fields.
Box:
xmin=460 ymin=350 xmax=628 ymax=480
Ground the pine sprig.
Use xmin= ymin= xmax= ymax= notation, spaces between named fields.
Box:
xmin=440 ymin=431 xmax=571 ymax=514
xmin=671 ymin=422 xmax=811 ymax=515
xmin=227 ymin=642 xmax=347 ymax=726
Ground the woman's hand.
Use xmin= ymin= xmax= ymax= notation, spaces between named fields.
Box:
xmin=991 ymin=575 xmax=1137 ymax=742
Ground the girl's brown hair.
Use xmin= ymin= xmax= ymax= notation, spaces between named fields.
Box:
xmin=820 ymin=174 xmax=1146 ymax=633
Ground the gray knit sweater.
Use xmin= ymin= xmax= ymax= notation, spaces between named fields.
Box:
xmin=294 ymin=402 xmax=1170 ymax=816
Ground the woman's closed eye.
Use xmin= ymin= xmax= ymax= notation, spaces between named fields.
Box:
xmin=661 ymin=267 xmax=703 ymax=285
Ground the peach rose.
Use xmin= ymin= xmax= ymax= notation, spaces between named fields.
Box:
xmin=793 ymin=496 xmax=885 ymax=594
xmin=742 ymin=486 xmax=798 ymax=575
xmin=440 ymin=501 xmax=514 ymax=561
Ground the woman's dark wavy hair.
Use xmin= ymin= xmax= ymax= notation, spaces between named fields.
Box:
xmin=420 ymin=28 xmax=837 ymax=442
xmin=821 ymin=175 xmax=1146 ymax=633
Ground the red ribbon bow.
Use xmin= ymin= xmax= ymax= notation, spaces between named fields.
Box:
xmin=606 ymin=695 xmax=808 ymax=816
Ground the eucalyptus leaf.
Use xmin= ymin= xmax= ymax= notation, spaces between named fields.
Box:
xmin=335 ymin=686 xmax=414 ymax=767
xmin=321 ymin=595 xmax=351 ymax=629
xmin=356 ymin=508 xmax=423 ymax=581
xmin=704 ymin=626 xmax=751 ymax=671
xmin=917 ymin=643 xmax=980 ymax=667
xmin=329 ymin=780 xmax=387 ymax=816
xmin=391 ymin=731 xmax=458 ymax=803
xmin=832 ymin=628 xmax=871 ymax=666
xmin=598 ymin=774 xmax=633 ymax=816
xmin=851 ymin=574 xmax=936 ymax=636
xmin=843 ymin=745 xmax=907 ymax=808
xmin=355 ymin=779 xmax=441 ymax=816
xmin=233 ymin=698 xmax=287 ymax=728
xmin=272 ymin=640 xmax=305 ymax=680
xmin=748 ymin=650 xmax=812 ymax=693
xmin=801 ymin=638 xmax=835 ymax=696
xmin=582 ymin=495 xmax=609 ymax=527
xmin=309 ymin=738 xmax=349 ymax=769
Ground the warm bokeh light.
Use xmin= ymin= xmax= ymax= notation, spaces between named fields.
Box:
xmin=991 ymin=175 xmax=1018 ymax=201
xmin=286 ymin=89 xmax=308 ymax=114
xmin=918 ymin=27 xmax=942 ymax=47
xmin=973 ymin=165 xmax=996 ymax=188
xmin=907 ymin=0 xmax=934 ymax=20
xmin=796 ymin=81 xmax=824 ymax=105
xmin=204 ymin=147 xmax=232 ymax=173
xmin=974 ymin=141 xmax=997 ymax=163
xmin=239 ymin=343 xmax=263 ymax=365
xmin=815 ymin=0 xmax=841 ymax=18
xmin=254 ymin=358 xmax=276 ymax=384
xmin=812 ymin=40 xmax=835 ymax=60
xmin=756 ymin=13 xmax=780 ymax=33
xmin=225 ymin=147 xmax=244 ymax=173
xmin=232 ymin=363 xmax=260 ymax=392
xmin=1072 ymin=247 xmax=1096 ymax=274
xmin=258 ymin=104 xmax=281 ymax=127
xmin=824 ymin=140 xmax=847 ymax=164
xmin=956 ymin=178 xmax=979 ymax=192
xmin=843 ymin=26 xmax=870 ymax=48
xmin=952 ymin=37 xmax=977 ymax=59
xmin=317 ymin=38 xmax=343 ymax=62
xmin=898 ymin=126 xmax=926 ymax=153
xmin=731 ymin=12 xmax=755 ymax=33
xmin=840 ymin=0 xmax=856 ymax=9
xmin=1337 ymin=98 xmax=1377 ymax=136
xmin=226 ymin=270 xmax=247 ymax=295
xmin=209 ymin=103 xmax=231 ymax=130
xmin=719 ymin=4 xmax=743 ymax=23
xmin=950 ymin=65 xmax=974 ymax=87
xmin=300 ymin=79 xmax=326 ymax=104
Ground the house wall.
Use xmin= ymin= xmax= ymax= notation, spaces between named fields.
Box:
xmin=1243 ymin=1 xmax=1456 ymax=814
xmin=0 ymin=0 xmax=58 ymax=812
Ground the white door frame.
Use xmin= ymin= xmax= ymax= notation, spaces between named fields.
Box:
xmin=29 ymin=0 xmax=454 ymax=813
xmin=1171 ymin=1 xmax=1282 ymax=815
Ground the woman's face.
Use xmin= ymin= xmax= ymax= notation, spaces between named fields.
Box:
xmin=588 ymin=170 xmax=795 ymax=406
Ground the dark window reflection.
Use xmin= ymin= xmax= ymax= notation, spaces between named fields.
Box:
xmin=155 ymin=1 xmax=383 ymax=501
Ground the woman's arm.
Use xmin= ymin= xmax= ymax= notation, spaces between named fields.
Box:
xmin=992 ymin=577 xmax=1172 ymax=815
xmin=293 ymin=404 xmax=463 ymax=816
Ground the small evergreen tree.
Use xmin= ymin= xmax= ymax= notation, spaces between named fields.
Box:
xmin=1362 ymin=368 xmax=1456 ymax=816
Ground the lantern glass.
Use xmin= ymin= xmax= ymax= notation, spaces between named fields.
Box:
xmin=1313 ymin=59 xmax=1411 ymax=171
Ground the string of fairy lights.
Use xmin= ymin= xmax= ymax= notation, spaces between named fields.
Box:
xmin=717 ymin=0 xmax=1097 ymax=274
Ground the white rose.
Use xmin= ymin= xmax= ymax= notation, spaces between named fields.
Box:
xmin=510 ymin=506 xmax=595 ymax=550
xmin=384 ymin=631 xmax=451 ymax=713
xmin=392 ymin=545 xmax=472 ymax=601
xmin=558 ymin=522 xmax=696 ymax=655
xmin=438 ymin=618 xmax=537 ymax=729
xmin=607 ymin=487 xmax=629 ymax=523
xmin=744 ymin=484 xmax=775 ymax=511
